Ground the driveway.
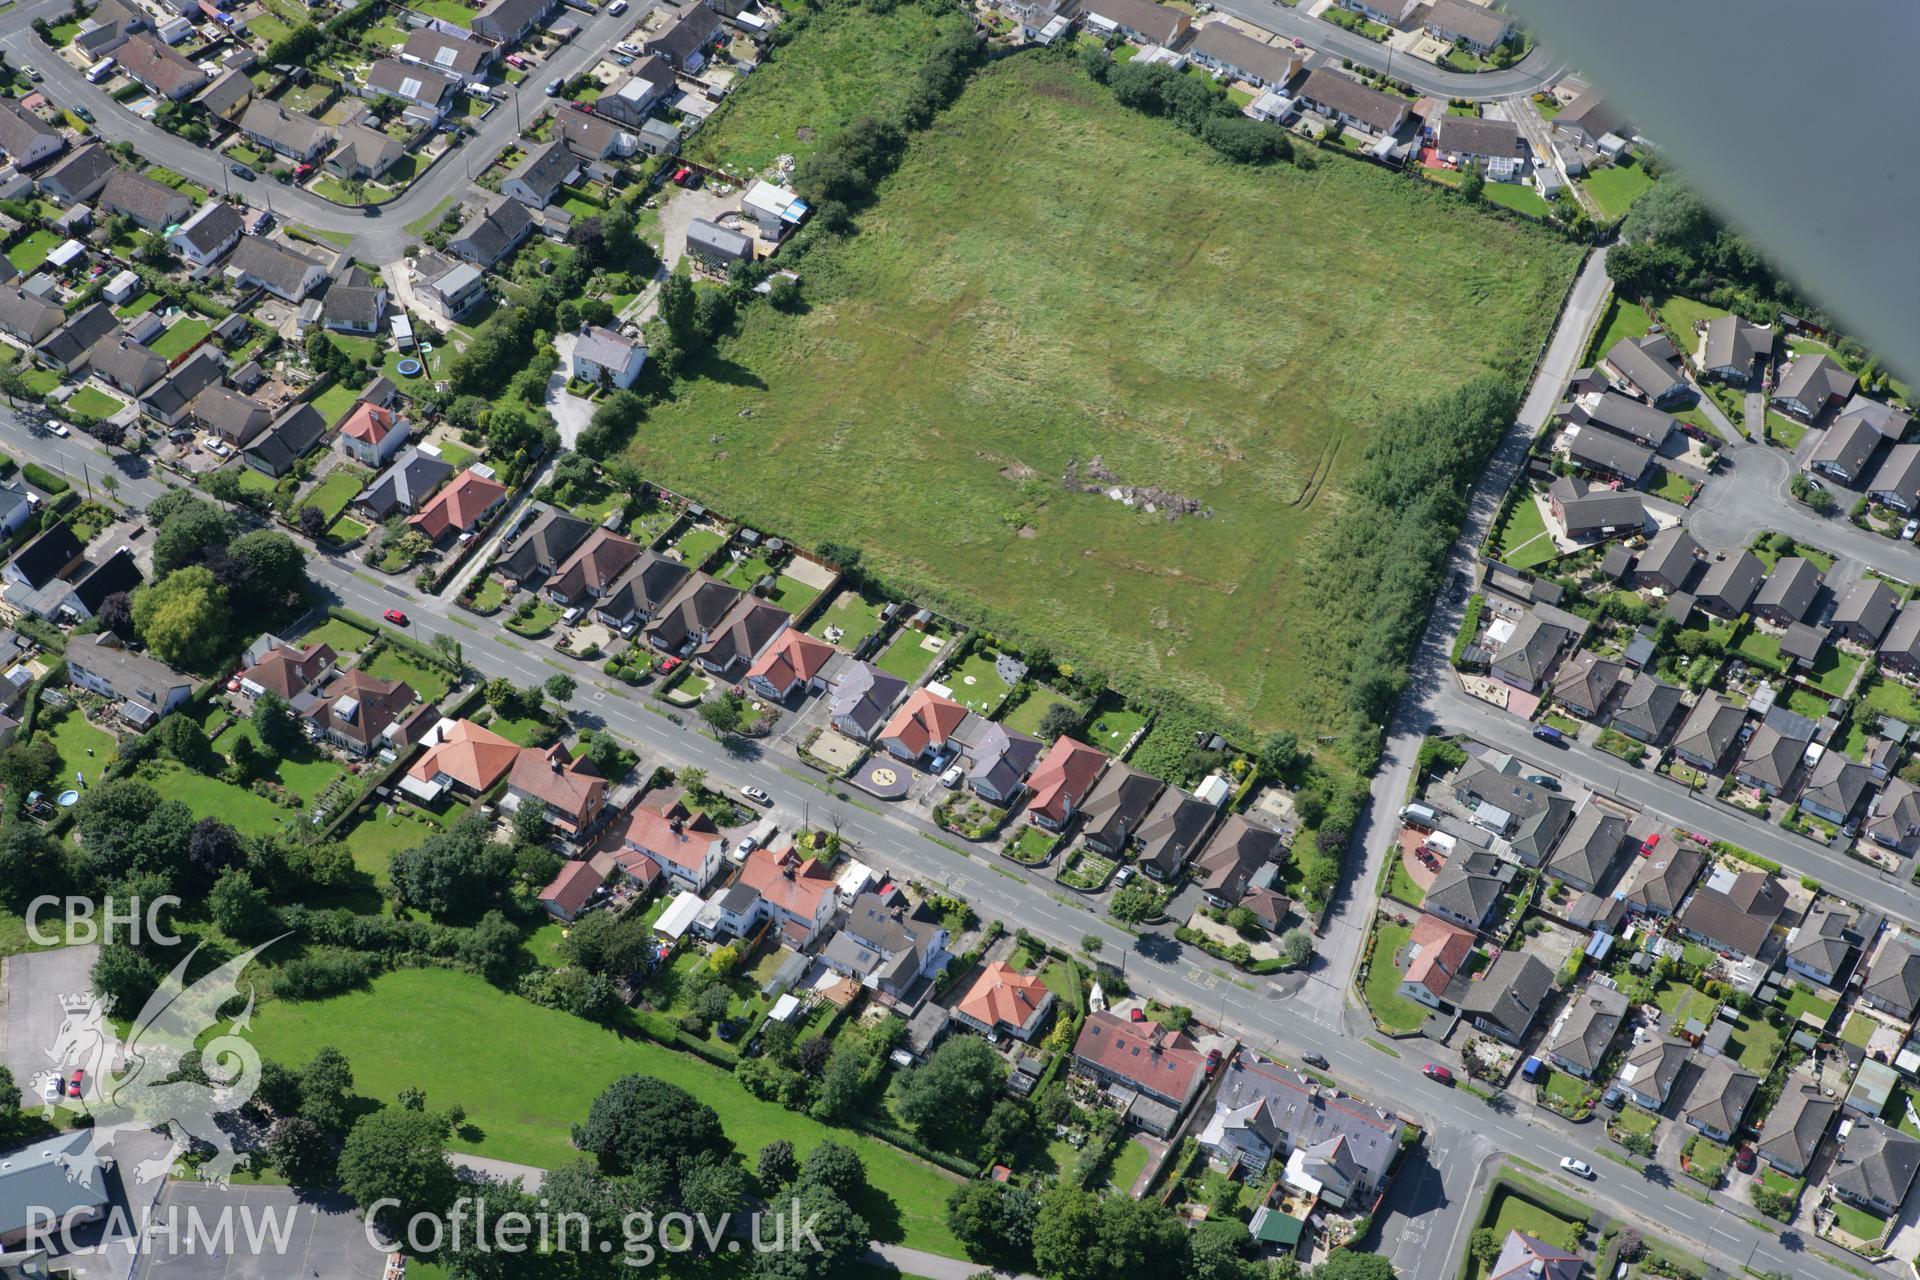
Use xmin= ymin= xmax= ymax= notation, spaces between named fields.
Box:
xmin=1 ymin=943 xmax=99 ymax=1106
xmin=131 ymin=1183 xmax=388 ymax=1280
xmin=547 ymin=330 xmax=595 ymax=448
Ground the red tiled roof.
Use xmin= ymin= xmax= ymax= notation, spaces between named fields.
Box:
xmin=746 ymin=630 xmax=835 ymax=693
xmin=1072 ymin=1010 xmax=1206 ymax=1103
xmin=955 ymin=961 xmax=1052 ymax=1035
xmin=507 ymin=744 xmax=607 ymax=832
xmin=1027 ymin=736 xmax=1108 ymax=824
xmin=408 ymin=468 xmax=506 ymax=540
xmin=339 ymin=401 xmax=399 ymax=443
xmin=407 ymin=718 xmax=520 ymax=791
xmin=539 ymin=858 xmax=605 ymax=918
xmin=1403 ymin=913 xmax=1475 ymax=1000
xmin=878 ymin=687 xmax=967 ymax=758
xmin=737 ymin=846 xmax=835 ymax=923
xmin=621 ymin=794 xmax=720 ymax=875
xmin=241 ymin=641 xmax=333 ymax=698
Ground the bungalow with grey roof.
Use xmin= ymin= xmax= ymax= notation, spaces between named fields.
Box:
xmin=99 ymin=170 xmax=191 ymax=230
xmin=471 ymin=0 xmax=556 ymax=45
xmin=594 ymin=551 xmax=690 ymax=632
xmin=1564 ymin=424 xmax=1652 ymax=485
xmin=1779 ymin=621 xmax=1829 ymax=670
xmin=1869 ymin=444 xmax=1920 ymax=514
xmin=240 ymin=101 xmax=333 ymax=164
xmin=38 ymin=146 xmax=116 ymax=207
xmin=1293 ymin=68 xmax=1409 ymax=137
xmin=1634 ymin=525 xmax=1701 ymax=594
xmin=224 ymin=236 xmax=326 ymax=302
xmin=1430 ymin=115 xmax=1528 ymax=181
xmin=1547 ymin=474 xmax=1644 ymax=539
xmin=643 ymin=3 xmax=724 ymax=68
xmin=1735 ymin=724 xmax=1804 ymax=797
xmin=1620 ymin=842 xmax=1704 ymax=917
xmin=595 ymin=55 xmax=675 ymax=128
xmin=0 ymin=101 xmax=65 ymax=172
xmin=962 ymin=720 xmax=1041 ymax=807
xmin=37 ymin=302 xmax=118 ymax=372
xmin=196 ymin=69 xmax=255 ymax=122
xmin=243 ymin=403 xmax=327 ymax=477
xmin=1423 ymin=849 xmax=1512 ymax=931
xmin=1490 ymin=611 xmax=1570 ymax=692
xmin=1863 ymin=930 xmax=1920 ymax=1018
xmin=829 ymin=661 xmax=907 ymax=743
xmin=448 ymin=197 xmax=534 ymax=268
xmin=1753 ymin=556 xmax=1823 ymax=625
xmin=1831 ymin=577 xmax=1899 ymax=647
xmin=1081 ymin=0 xmax=1190 ymax=46
xmin=140 ymin=350 xmax=222 ymax=427
xmin=1601 ymin=336 xmax=1688 ymax=407
xmin=1334 ymin=0 xmax=1419 ymax=26
xmin=1679 ymin=865 xmax=1787 ymax=958
xmin=365 ymin=58 xmax=460 ymax=125
xmin=326 ymin=122 xmax=405 ymax=182
xmin=1866 ymin=780 xmax=1920 ymax=856
xmin=1694 ymin=550 xmax=1763 ymax=619
xmin=1509 ymin=795 xmax=1574 ymax=868
xmin=85 ymin=336 xmax=166 ymax=395
xmin=189 ymin=384 xmax=271 ymax=445
xmin=357 ymin=447 xmax=453 ymax=521
xmin=1609 ymin=672 xmax=1683 ymax=745
xmin=1574 ymin=390 xmax=1679 ymax=452
xmin=1451 ymin=950 xmax=1553 ymax=1044
xmin=1077 ymin=761 xmax=1162 ymax=855
xmin=0 ymin=288 xmax=63 ymax=346
xmin=1137 ymin=785 xmax=1218 ymax=881
xmin=1879 ymin=609 xmax=1920 ymax=679
xmin=1681 ymin=1055 xmax=1759 ymax=1142
xmin=1830 ymin=1117 xmax=1920 ymax=1216
xmin=1543 ymin=982 xmax=1626 ymax=1079
xmin=1772 ymin=354 xmax=1857 ymax=420
xmin=401 ymin=29 xmax=494 ymax=81
xmin=168 ymin=201 xmax=244 ymax=270
xmin=498 ymin=507 xmax=591 ymax=588
xmin=501 ymin=141 xmax=579 ymax=210
xmin=1809 ymin=414 xmax=1884 ymax=485
xmin=1760 ymin=1076 xmax=1837 ymax=1177
xmin=1615 ymin=1036 xmax=1688 ymax=1111
xmin=1784 ymin=900 xmax=1865 ymax=987
xmin=1551 ymin=89 xmax=1622 ymax=149
xmin=1551 ymin=651 xmax=1622 ymax=720
xmin=116 ymin=32 xmax=207 ymax=100
xmin=1699 ymin=315 xmax=1773 ymax=383
xmin=1834 ymin=394 xmax=1911 ymax=443
xmin=685 ymin=219 xmax=753 ymax=271
xmin=1800 ymin=750 xmax=1871 ymax=827
xmin=1546 ymin=805 xmax=1628 ymax=893
xmin=1185 ymin=24 xmax=1302 ymax=90
xmin=1423 ymin=0 xmax=1511 ymax=51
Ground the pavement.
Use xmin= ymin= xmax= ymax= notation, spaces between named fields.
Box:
xmin=0 ymin=943 xmax=99 ymax=1108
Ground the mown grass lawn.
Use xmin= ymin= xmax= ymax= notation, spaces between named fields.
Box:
xmin=1083 ymin=704 xmax=1146 ymax=753
xmin=66 ymin=387 xmax=124 ymax=419
xmin=299 ymin=616 xmax=378 ymax=656
xmin=1002 ymin=688 xmax=1083 ymax=736
xmin=249 ymin=968 xmax=967 ymax=1253
xmin=1585 ymin=295 xmax=1656 ymax=364
xmin=806 ymin=587 xmax=889 ymax=652
xmin=1581 ymin=156 xmax=1656 ymax=219
xmin=343 ymin=802 xmax=461 ymax=888
xmin=940 ymin=650 xmax=1014 ymax=716
xmin=1497 ymin=493 xmax=1556 ymax=569
xmin=7 ymin=229 xmax=61 ymax=273
xmin=876 ymin=627 xmax=946 ymax=684
xmin=1471 ymin=1188 xmax=1584 ymax=1280
xmin=310 ymin=379 xmax=363 ymax=426
xmin=629 ymin=56 xmax=1580 ymax=738
xmin=1480 ymin=180 xmax=1552 ymax=218
xmin=151 ymin=317 xmax=211 ymax=360
xmin=300 ymin=469 xmax=368 ymax=524
xmin=1363 ymin=922 xmax=1428 ymax=1034
xmin=686 ymin=0 xmax=977 ymax=175
xmin=361 ymin=645 xmax=454 ymax=704
xmin=39 ymin=707 xmax=115 ymax=791
xmin=1830 ymin=1200 xmax=1889 ymax=1242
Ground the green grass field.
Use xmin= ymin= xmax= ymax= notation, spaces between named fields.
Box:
xmin=940 ymin=650 xmax=1013 ymax=716
xmin=1363 ymin=922 xmax=1428 ymax=1033
xmin=1585 ymin=295 xmax=1655 ymax=364
xmin=631 ymin=56 xmax=1580 ymax=735
xmin=686 ymin=0 xmax=977 ymax=175
xmin=39 ymin=707 xmax=116 ymax=791
xmin=806 ymin=588 xmax=890 ymax=652
xmin=151 ymin=317 xmax=211 ymax=360
xmin=1496 ymin=493 xmax=1556 ymax=569
xmin=1581 ymin=156 xmax=1656 ymax=220
xmin=7 ymin=229 xmax=61 ymax=273
xmin=66 ymin=387 xmax=124 ymax=419
xmin=876 ymin=627 xmax=947 ymax=684
xmin=361 ymin=644 xmax=454 ymax=704
xmin=301 ymin=468 xmax=368 ymax=523
xmin=299 ymin=616 xmax=378 ymax=655
xmin=249 ymin=968 xmax=967 ymax=1253
xmin=1001 ymin=688 xmax=1082 ymax=736
xmin=311 ymin=379 xmax=363 ymax=426
xmin=343 ymin=802 xmax=461 ymax=888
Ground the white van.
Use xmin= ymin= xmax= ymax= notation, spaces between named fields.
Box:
xmin=1399 ymin=802 xmax=1438 ymax=828
xmin=86 ymin=57 xmax=116 ymax=83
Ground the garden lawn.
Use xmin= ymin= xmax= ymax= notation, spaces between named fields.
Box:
xmin=6 ymin=230 xmax=60 ymax=273
xmin=1472 ymin=1188 xmax=1583 ymax=1280
xmin=1105 ymin=1138 xmax=1149 ymax=1193
xmin=362 ymin=645 xmax=455 ymax=704
xmin=1653 ymin=980 xmax=1718 ymax=1030
xmin=470 ymin=577 xmax=510 ymax=612
xmin=248 ymin=968 xmax=967 ymax=1253
xmin=409 ymin=0 xmax=472 ymax=24
xmin=1842 ymin=1011 xmax=1878 ymax=1047
xmin=1726 ymin=1014 xmax=1783 ymax=1073
xmin=19 ymin=368 xmax=60 ymax=396
xmin=300 ymin=469 xmax=367 ymax=523
xmin=716 ymin=552 xmax=822 ymax=613
xmin=1830 ymin=1201 xmax=1888 ymax=1243
xmin=673 ymin=527 xmax=726 ymax=569
xmin=151 ymin=317 xmax=211 ymax=360
xmin=1766 ymin=410 xmax=1806 ymax=449
xmin=1084 ymin=705 xmax=1147 ymax=753
xmin=876 ymin=628 xmax=946 ymax=684
xmin=1657 ymin=296 xmax=1731 ymax=349
xmin=940 ymin=650 xmax=1014 ymax=716
xmin=1497 ymin=495 xmax=1556 ymax=569
xmin=1363 ymin=922 xmax=1427 ymax=1034
xmin=628 ymin=56 xmax=1580 ymax=737
xmin=66 ymin=387 xmax=123 ymax=419
xmin=1580 ymin=157 xmax=1656 ymax=220
xmin=1805 ymin=645 xmax=1862 ymax=698
xmin=39 ymin=707 xmax=116 ymax=790
xmin=1585 ymin=296 xmax=1656 ymax=364
xmin=1480 ymin=181 xmax=1552 ymax=218
xmin=326 ymin=515 xmax=369 ymax=545
xmin=1648 ymin=466 xmax=1696 ymax=505
xmin=1781 ymin=985 xmax=1837 ymax=1027
xmin=114 ymin=291 xmax=162 ymax=319
xmin=686 ymin=0 xmax=977 ymax=175
xmin=1384 ymin=855 xmax=1425 ymax=908
xmin=310 ymin=379 xmax=362 ymax=426
xmin=344 ymin=802 xmax=460 ymax=888
xmin=1002 ymin=688 xmax=1082 ymax=736
xmin=1865 ymin=677 xmax=1920 ymax=725
xmin=299 ymin=616 xmax=377 ymax=655
xmin=806 ymin=588 xmax=889 ymax=652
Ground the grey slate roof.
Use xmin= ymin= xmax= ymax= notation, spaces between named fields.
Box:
xmin=1600 ymin=341 xmax=1684 ymax=406
xmin=1672 ymin=695 xmax=1745 ymax=768
xmin=1758 ymin=1076 xmax=1837 ymax=1172
xmin=645 ymin=3 xmax=723 ymax=63
xmin=140 ymin=346 xmax=223 ymax=419
xmin=173 ymin=200 xmax=244 ymax=259
xmin=829 ymin=661 xmax=907 ymax=738
xmin=85 ymin=335 xmax=166 ymax=393
xmin=1136 ymin=785 xmax=1218 ymax=880
xmin=244 ymin=402 xmax=327 ymax=472
xmin=1637 ymin=525 xmax=1702 ymax=588
xmin=1491 ymin=612 xmax=1570 ymax=686
xmin=1786 ymin=901 xmax=1861 ymax=979
xmin=1774 ymin=354 xmax=1857 ymax=413
xmin=1425 ymin=849 xmax=1508 ymax=927
xmin=1834 ymin=393 xmax=1912 ymax=442
xmin=1810 ymin=413 xmax=1883 ymax=480
xmin=226 ymin=235 xmax=323 ymax=298
xmin=1830 ymin=1117 xmax=1920 ymax=1210
xmin=509 ymin=141 xmax=577 ymax=202
xmin=0 ymin=287 xmax=64 ymax=344
xmin=1801 ymin=750 xmax=1871 ymax=822
xmin=1432 ymin=114 xmax=1526 ymax=161
xmin=1617 ymin=1035 xmax=1689 ymax=1102
xmin=1865 ymin=932 xmax=1920 ymax=1016
xmin=1779 ymin=621 xmax=1829 ymax=664
xmin=1881 ymin=609 xmax=1920 ymax=668
xmin=1611 ymin=672 xmax=1683 ymax=741
xmin=1077 ymin=761 xmax=1163 ymax=851
xmin=1681 ymin=1054 xmax=1759 ymax=1135
xmin=1551 ymin=651 xmax=1622 ymax=714
xmin=598 ymin=550 xmax=691 ymax=622
xmin=1544 ymin=982 xmax=1627 ymax=1074
xmin=359 ymin=446 xmax=453 ymax=518
xmin=1185 ymin=23 xmax=1302 ymax=88
xmin=1448 ymin=950 xmax=1553 ymax=1041
xmin=1870 ymin=444 xmax=1920 ymax=506
xmin=98 ymin=168 xmax=187 ymax=229
xmin=498 ymin=506 xmax=591 ymax=583
xmin=1295 ymin=67 xmax=1409 ymax=133
xmin=1621 ymin=843 xmax=1704 ymax=914
xmin=1510 ymin=795 xmax=1576 ymax=865
xmin=449 ymin=196 xmax=534 ymax=266
xmin=240 ymin=100 xmax=332 ymax=158
xmin=37 ymin=301 xmax=118 ymax=368
xmin=0 ymin=1130 xmax=113 ymax=1238
xmin=190 ymin=384 xmax=271 ymax=443
xmin=1833 ymin=577 xmax=1899 ymax=642
xmin=1866 ymin=780 xmax=1920 ymax=853
xmin=1695 ymin=550 xmax=1763 ymax=615
xmin=1702 ymin=314 xmax=1773 ymax=372
xmin=685 ymin=218 xmax=752 ymax=263
xmin=1566 ymin=424 xmax=1653 ymax=479
xmin=966 ymin=721 xmax=1042 ymax=800
xmin=1680 ymin=868 xmax=1787 ymax=956
xmin=402 ymin=28 xmax=493 ymax=76
xmin=1754 ymin=556 xmax=1822 ymax=621
xmin=1546 ymin=805 xmax=1629 ymax=890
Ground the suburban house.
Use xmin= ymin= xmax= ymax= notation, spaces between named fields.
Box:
xmin=1620 ymin=843 xmax=1705 ymax=918
xmin=693 ymin=597 xmax=791 ymax=680
xmin=1801 ymin=751 xmax=1871 ymax=827
xmin=879 ymin=688 xmax=968 ymax=768
xmin=1423 ymin=0 xmax=1511 ymax=51
xmin=595 ymin=56 xmax=675 ymax=128
xmin=1869 ymin=445 xmax=1920 ymax=513
xmin=1489 ymin=611 xmax=1571 ymax=691
xmin=37 ymin=303 xmax=120 ymax=374
xmin=38 ymin=146 xmax=116 ymax=207
xmin=1861 ymin=930 xmax=1920 ymax=1019
xmin=1699 ymin=315 xmax=1774 ymax=382
xmin=1616 ymin=1036 xmax=1689 ymax=1111
xmin=1542 ymin=982 xmax=1627 ymax=1079
xmin=365 ymin=58 xmax=460 ymax=125
xmin=1545 ymin=805 xmax=1629 ymax=893
xmin=1752 ymin=556 xmax=1823 ymax=625
xmin=116 ymin=32 xmax=207 ymax=99
xmin=0 ymin=289 xmax=63 ymax=346
xmin=1076 ymin=762 xmax=1162 ymax=857
xmin=499 ymin=507 xmax=591 ymax=588
xmin=1671 ymin=695 xmax=1746 ymax=774
xmin=327 ymin=122 xmax=405 ymax=183
xmin=1193 ymin=814 xmax=1286 ymax=909
xmin=594 ymin=551 xmax=692 ymax=632
xmin=1548 ymin=475 xmax=1644 ymax=540
xmin=99 ymin=169 xmax=192 ymax=230
xmin=1809 ymin=414 xmax=1884 ymax=485
xmin=303 ymin=669 xmax=420 ymax=757
xmin=949 ymin=961 xmax=1052 ymax=1041
xmin=238 ymin=639 xmax=335 ymax=700
xmin=829 ymin=662 xmax=908 ymax=743
xmin=1601 ymin=335 xmax=1688 ymax=406
xmin=1829 ymin=1118 xmax=1920 ymax=1217
xmin=1430 ymin=116 xmax=1529 ymax=181
xmin=1423 ymin=849 xmax=1512 ymax=931
xmin=1550 ymin=89 xmax=1622 ymax=149
xmin=358 ymin=447 xmax=453 ymax=520
xmin=538 ymin=858 xmax=607 ymax=922
xmin=415 ymin=257 xmax=491 ymax=321
xmin=447 ymin=197 xmax=535 ymax=268
xmin=0 ymin=487 xmax=31 ymax=542
xmin=1293 ymin=68 xmax=1409 ymax=137
xmin=1398 ymin=912 xmax=1473 ymax=1010
xmin=1486 ymin=1235 xmax=1580 ymax=1280
xmin=223 ymin=236 xmax=327 ymax=303
xmin=409 ymin=468 xmax=508 ymax=542
xmin=819 ymin=892 xmax=950 ymax=1007
xmin=617 ymin=792 xmax=726 ymax=894
xmin=1452 ymin=950 xmax=1554 ymax=1045
xmin=571 ymin=324 xmax=648 ymax=390
xmin=1334 ymin=0 xmax=1418 ymax=26
xmin=1081 ymin=0 xmax=1190 ymax=45
xmin=1195 ymin=1050 xmax=1400 ymax=1208
xmin=1025 ymin=736 xmax=1109 ymax=830
xmin=962 ymin=721 xmax=1042 ymax=807
xmin=1678 ymin=865 xmax=1788 ymax=958
xmin=196 ymin=69 xmax=255 ymax=123
xmin=0 ymin=526 xmax=83 ymax=595
xmin=645 ymin=4 xmax=724 ymax=69
xmin=1735 ymin=723 xmax=1805 ymax=797
xmin=1563 ymin=424 xmax=1653 ymax=485
xmin=1784 ymin=900 xmax=1867 ymax=987
xmin=1758 ymin=1076 xmax=1838 ymax=1177
xmin=337 ymin=402 xmax=409 ymax=467
xmin=1694 ymin=550 xmax=1763 ymax=619
xmin=1609 ymin=672 xmax=1683 ymax=744
xmin=501 ymin=141 xmax=580 ymax=210
xmin=139 ymin=348 xmax=223 ymax=427
xmin=506 ymin=744 xmax=609 ymax=840
xmin=322 ymin=267 xmax=388 ymax=336
xmin=240 ymin=101 xmax=332 ymax=164
xmin=401 ymin=29 xmax=495 ymax=82
xmin=471 ymin=0 xmax=556 ymax=45
xmin=642 ymin=574 xmax=743 ymax=654
xmin=166 ymin=202 xmax=243 ymax=272
xmin=1071 ymin=1011 xmax=1208 ymax=1138
xmin=1185 ymin=23 xmax=1302 ymax=90
xmin=404 ymin=718 xmax=521 ymax=801
xmin=745 ymin=630 xmax=836 ymax=702
xmin=546 ymin=529 xmax=644 ymax=606
xmin=67 ymin=634 xmax=191 ymax=728
xmin=242 ymin=404 xmax=328 ymax=479
xmin=553 ymin=111 xmax=630 ymax=161
xmin=718 ymin=847 xmax=837 ymax=948
xmin=1681 ymin=1055 xmax=1759 ymax=1143
xmin=1635 ymin=525 xmax=1702 ymax=593
xmin=1452 ymin=752 xmax=1560 ymax=839
xmin=1771 ymin=354 xmax=1857 ymax=420
xmin=1835 ymin=394 xmax=1913 ymax=443
xmin=1575 ymin=391 xmax=1680 ymax=454
xmin=0 ymin=101 xmax=65 ymax=171
xmin=1137 ymin=785 xmax=1220 ymax=881
xmin=1831 ymin=576 xmax=1899 ymax=647
xmin=1866 ymin=780 xmax=1920 ymax=856
xmin=85 ymin=337 xmax=165 ymax=396
xmin=1550 ymin=652 xmax=1622 ymax=720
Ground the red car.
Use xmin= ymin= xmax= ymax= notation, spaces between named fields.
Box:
xmin=67 ymin=1069 xmax=84 ymax=1099
xmin=658 ymin=656 xmax=682 ymax=673
xmin=383 ymin=609 xmax=409 ymax=626
xmin=1204 ymin=1049 xmax=1223 ymax=1076
xmin=574 ymin=100 xmax=595 ymax=114
xmin=293 ymin=162 xmax=314 ymax=178
xmin=1421 ymin=1063 xmax=1454 ymax=1085
xmin=1734 ymin=1145 xmax=1755 ymax=1173
xmin=1640 ymin=833 xmax=1660 ymax=858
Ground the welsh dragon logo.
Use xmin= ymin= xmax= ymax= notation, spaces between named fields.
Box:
xmin=41 ymin=939 xmax=282 ymax=1188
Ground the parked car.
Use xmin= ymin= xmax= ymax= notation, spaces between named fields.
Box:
xmin=1904 ymin=518 xmax=1919 ymax=541
xmin=617 ymin=41 xmax=640 ymax=54
xmin=1559 ymin=1157 xmax=1594 ymax=1179
xmin=1640 ymin=833 xmax=1660 ymax=858
xmin=1421 ymin=1063 xmax=1453 ymax=1084
xmin=230 ymin=162 xmax=255 ymax=180
xmin=1113 ymin=867 xmax=1134 ymax=887
xmin=67 ymin=1069 xmax=84 ymax=1099
xmin=74 ymin=106 xmax=94 ymax=122
xmin=46 ymin=420 xmax=69 ymax=437
xmin=1530 ymin=724 xmax=1567 ymax=747
xmin=608 ymin=0 xmax=627 ymax=11
xmin=1522 ymin=773 xmax=1558 ymax=789
xmin=545 ymin=77 xmax=563 ymax=96
xmin=1734 ymin=1146 xmax=1755 ymax=1173
xmin=1302 ymin=1051 xmax=1330 ymax=1069
xmin=383 ymin=609 xmax=409 ymax=626
xmin=40 ymin=1077 xmax=61 ymax=1105
xmin=26 ymin=67 xmax=41 ymax=81
xmin=742 ymin=786 xmax=772 ymax=806
xmin=1601 ymin=1087 xmax=1624 ymax=1109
